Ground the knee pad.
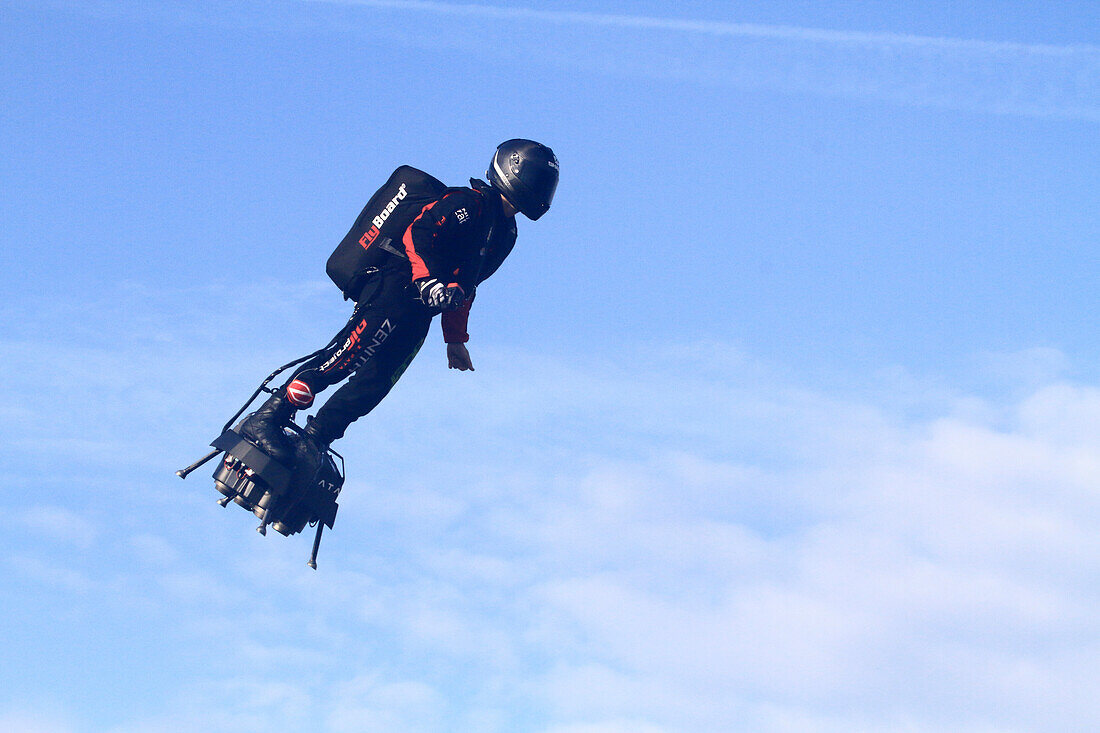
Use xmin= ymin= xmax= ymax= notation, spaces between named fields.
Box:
xmin=286 ymin=379 xmax=315 ymax=408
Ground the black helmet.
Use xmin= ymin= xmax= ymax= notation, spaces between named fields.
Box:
xmin=487 ymin=139 xmax=559 ymax=221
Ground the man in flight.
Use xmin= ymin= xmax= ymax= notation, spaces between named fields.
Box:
xmin=236 ymin=139 xmax=559 ymax=478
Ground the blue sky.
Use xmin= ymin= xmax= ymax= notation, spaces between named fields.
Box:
xmin=2 ymin=1 xmax=1099 ymax=731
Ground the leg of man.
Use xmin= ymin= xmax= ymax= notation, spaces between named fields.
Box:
xmin=286 ymin=270 xmax=434 ymax=446
xmin=280 ymin=272 xmax=410 ymax=408
xmin=237 ymin=297 xmax=380 ymax=463
xmin=304 ymin=309 xmax=430 ymax=445
xmin=239 ymin=272 xmax=420 ymax=463
xmin=289 ymin=302 xmax=429 ymax=484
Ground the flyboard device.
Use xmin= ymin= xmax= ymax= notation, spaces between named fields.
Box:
xmin=176 ymin=350 xmax=345 ymax=569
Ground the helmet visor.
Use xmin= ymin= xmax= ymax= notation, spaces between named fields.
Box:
xmin=518 ymin=162 xmax=558 ymax=218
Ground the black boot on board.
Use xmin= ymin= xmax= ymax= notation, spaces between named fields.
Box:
xmin=292 ymin=418 xmax=330 ymax=487
xmin=237 ymin=392 xmax=297 ymax=466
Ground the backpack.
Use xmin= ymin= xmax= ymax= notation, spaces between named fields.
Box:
xmin=326 ymin=165 xmax=447 ymax=299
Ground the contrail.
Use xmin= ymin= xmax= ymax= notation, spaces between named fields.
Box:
xmin=307 ymin=0 xmax=1097 ymax=56
xmin=305 ymin=0 xmax=1100 ymax=120
xmin=13 ymin=0 xmax=1096 ymax=119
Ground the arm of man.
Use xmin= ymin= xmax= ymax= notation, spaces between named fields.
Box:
xmin=442 ymin=296 xmax=475 ymax=371
xmin=403 ymin=189 xmax=483 ymax=308
xmin=446 ymin=343 xmax=475 ymax=371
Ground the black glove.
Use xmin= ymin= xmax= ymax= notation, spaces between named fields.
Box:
xmin=415 ymin=278 xmax=466 ymax=312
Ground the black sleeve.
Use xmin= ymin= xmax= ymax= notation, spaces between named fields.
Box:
xmin=402 ymin=189 xmax=484 ymax=282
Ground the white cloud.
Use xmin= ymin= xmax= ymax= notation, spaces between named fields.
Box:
xmin=309 ymin=0 xmax=1088 ymax=54
xmin=0 ymin=710 xmax=77 ymax=733
xmin=8 ymin=554 xmax=94 ymax=593
xmin=318 ymin=339 xmax=1100 ymax=732
xmin=20 ymin=0 xmax=1097 ymax=120
xmin=541 ymin=718 xmax=673 ymax=733
xmin=7 ymin=283 xmax=1100 ymax=732
xmin=308 ymin=0 xmax=1100 ymax=120
xmin=482 ymin=371 xmax=1100 ymax=731
xmin=212 ymin=351 xmax=1100 ymax=730
xmin=326 ymin=675 xmax=446 ymax=733
xmin=15 ymin=506 xmax=98 ymax=548
xmin=108 ymin=678 xmax=315 ymax=733
xmin=128 ymin=533 xmax=181 ymax=566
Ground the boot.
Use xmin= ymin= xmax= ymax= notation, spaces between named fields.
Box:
xmin=292 ymin=418 xmax=331 ymax=487
xmin=237 ymin=392 xmax=297 ymax=466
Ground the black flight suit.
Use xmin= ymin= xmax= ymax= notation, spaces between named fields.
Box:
xmin=283 ymin=178 xmax=517 ymax=445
